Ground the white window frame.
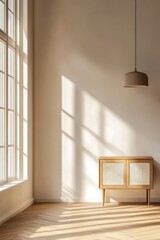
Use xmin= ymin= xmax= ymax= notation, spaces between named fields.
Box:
xmin=0 ymin=0 xmax=28 ymax=186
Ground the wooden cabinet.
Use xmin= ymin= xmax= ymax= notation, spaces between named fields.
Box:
xmin=99 ymin=156 xmax=154 ymax=206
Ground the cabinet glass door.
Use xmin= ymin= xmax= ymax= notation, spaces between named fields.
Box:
xmin=129 ymin=162 xmax=150 ymax=186
xmin=103 ymin=162 xmax=125 ymax=186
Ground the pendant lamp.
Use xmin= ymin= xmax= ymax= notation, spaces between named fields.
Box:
xmin=124 ymin=0 xmax=148 ymax=87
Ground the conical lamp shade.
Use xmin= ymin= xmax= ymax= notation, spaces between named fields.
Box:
xmin=124 ymin=70 xmax=148 ymax=87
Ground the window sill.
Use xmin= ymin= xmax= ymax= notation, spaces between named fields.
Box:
xmin=0 ymin=179 xmax=26 ymax=192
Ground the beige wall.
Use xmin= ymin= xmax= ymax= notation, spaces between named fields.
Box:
xmin=34 ymin=0 xmax=160 ymax=202
xmin=0 ymin=0 xmax=34 ymax=223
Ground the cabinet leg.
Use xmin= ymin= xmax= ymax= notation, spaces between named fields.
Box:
xmin=146 ymin=189 xmax=150 ymax=206
xmin=146 ymin=189 xmax=148 ymax=204
xmin=148 ymin=189 xmax=150 ymax=206
xmin=102 ymin=189 xmax=105 ymax=207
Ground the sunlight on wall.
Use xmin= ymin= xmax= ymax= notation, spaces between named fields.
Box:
xmin=62 ymin=75 xmax=75 ymax=117
xmin=62 ymin=134 xmax=76 ymax=200
xmin=62 ymin=111 xmax=75 ymax=138
xmin=82 ymin=92 xmax=101 ymax=136
xmin=81 ymin=152 xmax=99 ymax=199
xmin=61 ymin=75 xmax=136 ymax=202
xmin=61 ymin=76 xmax=76 ymax=201
xmin=102 ymin=106 xmax=136 ymax=155
xmin=82 ymin=91 xmax=136 ymax=156
xmin=82 ymin=128 xmax=103 ymax=157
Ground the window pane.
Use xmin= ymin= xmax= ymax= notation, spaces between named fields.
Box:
xmin=0 ymin=148 xmax=5 ymax=181
xmin=0 ymin=1 xmax=5 ymax=32
xmin=17 ymin=54 xmax=20 ymax=82
xmin=23 ymin=120 xmax=28 ymax=155
xmin=8 ymin=110 xmax=14 ymax=145
xmin=17 ymin=115 xmax=20 ymax=148
xmin=23 ymin=88 xmax=28 ymax=121
xmin=17 ymin=83 xmax=20 ymax=114
xmin=8 ymin=0 xmax=15 ymax=12
xmin=8 ymin=146 xmax=15 ymax=177
xmin=17 ymin=149 xmax=20 ymax=178
xmin=8 ymin=11 xmax=14 ymax=39
xmin=16 ymin=0 xmax=20 ymax=46
xmin=0 ymin=72 xmax=5 ymax=108
xmin=23 ymin=0 xmax=28 ymax=54
xmin=23 ymin=154 xmax=28 ymax=179
xmin=23 ymin=62 xmax=28 ymax=88
xmin=0 ymin=0 xmax=29 ymax=183
xmin=8 ymin=48 xmax=14 ymax=77
xmin=8 ymin=76 xmax=14 ymax=110
xmin=0 ymin=41 xmax=5 ymax=72
xmin=0 ymin=109 xmax=5 ymax=146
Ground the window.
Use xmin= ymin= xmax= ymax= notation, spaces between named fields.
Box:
xmin=0 ymin=0 xmax=28 ymax=186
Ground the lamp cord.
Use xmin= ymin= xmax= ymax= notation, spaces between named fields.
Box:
xmin=135 ymin=0 xmax=137 ymax=71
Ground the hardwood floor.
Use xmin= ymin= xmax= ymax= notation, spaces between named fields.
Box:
xmin=0 ymin=203 xmax=160 ymax=240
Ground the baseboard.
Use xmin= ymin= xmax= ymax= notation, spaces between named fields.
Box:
xmin=0 ymin=198 xmax=34 ymax=225
xmin=34 ymin=198 xmax=62 ymax=202
xmin=35 ymin=197 xmax=95 ymax=202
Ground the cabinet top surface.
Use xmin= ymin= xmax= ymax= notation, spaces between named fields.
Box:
xmin=99 ymin=156 xmax=153 ymax=160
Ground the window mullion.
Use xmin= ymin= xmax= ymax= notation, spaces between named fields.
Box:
xmin=5 ymin=0 xmax=9 ymax=182
xmin=0 ymin=30 xmax=7 ymax=41
xmin=8 ymin=38 xmax=15 ymax=48
xmin=19 ymin=0 xmax=23 ymax=179
xmin=15 ymin=0 xmax=17 ymax=179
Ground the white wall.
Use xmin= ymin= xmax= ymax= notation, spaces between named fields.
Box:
xmin=0 ymin=0 xmax=34 ymax=223
xmin=34 ymin=0 xmax=160 ymax=202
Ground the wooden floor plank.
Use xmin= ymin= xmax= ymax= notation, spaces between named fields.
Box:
xmin=0 ymin=203 xmax=160 ymax=240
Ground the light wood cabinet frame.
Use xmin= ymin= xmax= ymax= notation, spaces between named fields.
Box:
xmin=99 ymin=156 xmax=154 ymax=206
